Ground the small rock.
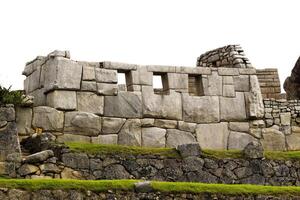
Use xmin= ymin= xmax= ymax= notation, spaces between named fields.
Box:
xmin=24 ymin=150 xmax=54 ymax=163
xmin=243 ymin=141 xmax=264 ymax=159
xmin=18 ymin=164 xmax=39 ymax=176
xmin=134 ymin=181 xmax=153 ymax=193
xmin=177 ymin=143 xmax=201 ymax=158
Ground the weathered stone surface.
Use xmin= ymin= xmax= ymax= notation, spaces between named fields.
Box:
xmin=177 ymin=143 xmax=201 ymax=157
xmin=102 ymin=164 xmax=130 ymax=179
xmin=154 ymin=119 xmax=177 ymax=129
xmin=96 ymin=83 xmax=118 ymax=95
xmin=228 ymin=131 xmax=257 ymax=150
xmin=77 ymin=92 xmax=104 ymax=115
xmin=23 ymin=56 xmax=46 ymax=76
xmin=91 ymin=134 xmax=118 ymax=145
xmin=61 ymin=167 xmax=83 ymax=179
xmin=0 ymin=106 xmax=15 ymax=122
xmin=81 ymin=81 xmax=97 ymax=92
xmin=245 ymin=75 xmax=264 ymax=119
xmin=142 ymin=87 xmax=182 ymax=120
xmin=234 ymin=75 xmax=250 ymax=92
xmin=205 ymin=71 xmax=222 ymax=95
xmin=196 ymin=123 xmax=229 ymax=150
xmin=46 ymin=90 xmax=77 ymax=110
xmin=286 ymin=131 xmax=300 ymax=150
xmin=178 ymin=121 xmax=197 ymax=133
xmin=104 ymin=92 xmax=142 ymax=118
xmin=32 ymin=106 xmax=64 ymax=131
xmin=18 ymin=164 xmax=39 ymax=176
xmin=128 ymin=66 xmax=152 ymax=86
xmin=218 ymin=68 xmax=239 ymax=76
xmin=56 ymin=134 xmax=91 ymax=143
xmin=0 ymin=122 xmax=20 ymax=161
xmin=28 ymin=88 xmax=47 ymax=106
xmin=141 ymin=118 xmax=155 ymax=127
xmin=284 ymin=56 xmax=300 ymax=99
xmin=95 ymin=68 xmax=117 ymax=83
xmin=24 ymin=150 xmax=54 ymax=163
xmin=43 ymin=57 xmax=82 ymax=92
xmin=142 ymin=127 xmax=166 ymax=148
xmin=118 ymin=119 xmax=141 ymax=146
xmin=166 ymin=129 xmax=196 ymax=148
xmin=228 ymin=122 xmax=250 ymax=133
xmin=222 ymin=85 xmax=235 ymax=97
xmin=182 ymin=95 xmax=220 ymax=123
xmin=220 ymin=92 xmax=247 ymax=121
xmin=39 ymin=163 xmax=60 ymax=173
xmin=64 ymin=112 xmax=101 ymax=136
xmin=280 ymin=113 xmax=291 ymax=126
xmin=62 ymin=153 xmax=89 ymax=169
xmin=167 ymin=73 xmax=188 ymax=90
xmin=243 ymin=141 xmax=264 ymax=159
xmin=102 ymin=117 xmax=126 ymax=134
xmin=82 ymin=66 xmax=95 ymax=81
xmin=102 ymin=61 xmax=137 ymax=70
xmin=24 ymin=66 xmax=41 ymax=93
xmin=16 ymin=107 xmax=33 ymax=135
xmin=261 ymin=127 xmax=286 ymax=151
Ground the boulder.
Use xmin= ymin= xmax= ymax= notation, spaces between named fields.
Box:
xmin=220 ymin=92 xmax=247 ymax=121
xmin=81 ymin=81 xmax=97 ymax=92
xmin=101 ymin=117 xmax=126 ymax=134
xmin=77 ymin=92 xmax=104 ymax=115
xmin=64 ymin=112 xmax=101 ymax=136
xmin=228 ymin=131 xmax=257 ymax=150
xmin=177 ymin=143 xmax=201 ymax=157
xmin=196 ymin=123 xmax=229 ymax=150
xmin=61 ymin=167 xmax=83 ymax=179
xmin=24 ymin=150 xmax=54 ymax=163
xmin=166 ymin=129 xmax=196 ymax=148
xmin=32 ymin=106 xmax=64 ymax=131
xmin=142 ymin=127 xmax=166 ymax=147
xmin=243 ymin=141 xmax=264 ymax=159
xmin=46 ymin=90 xmax=77 ymax=110
xmin=118 ymin=119 xmax=142 ymax=146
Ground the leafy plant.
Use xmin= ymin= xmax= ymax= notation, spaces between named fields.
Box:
xmin=0 ymin=85 xmax=24 ymax=106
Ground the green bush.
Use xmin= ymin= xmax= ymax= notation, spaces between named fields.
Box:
xmin=0 ymin=85 xmax=24 ymax=106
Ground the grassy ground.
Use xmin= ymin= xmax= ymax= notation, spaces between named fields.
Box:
xmin=66 ymin=142 xmax=300 ymax=160
xmin=0 ymin=179 xmax=300 ymax=195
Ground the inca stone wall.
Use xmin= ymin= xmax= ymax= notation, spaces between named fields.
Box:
xmin=284 ymin=56 xmax=300 ymax=100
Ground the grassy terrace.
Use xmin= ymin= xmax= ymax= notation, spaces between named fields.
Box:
xmin=66 ymin=142 xmax=300 ymax=160
xmin=0 ymin=179 xmax=300 ymax=195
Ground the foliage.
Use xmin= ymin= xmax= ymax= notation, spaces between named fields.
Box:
xmin=0 ymin=85 xmax=24 ymax=106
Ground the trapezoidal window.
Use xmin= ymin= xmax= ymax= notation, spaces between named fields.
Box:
xmin=117 ymin=71 xmax=129 ymax=92
xmin=188 ymin=75 xmax=204 ymax=96
xmin=153 ymin=73 xmax=169 ymax=95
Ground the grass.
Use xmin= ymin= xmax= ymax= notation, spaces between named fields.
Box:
xmin=66 ymin=142 xmax=180 ymax=158
xmin=0 ymin=179 xmax=300 ymax=196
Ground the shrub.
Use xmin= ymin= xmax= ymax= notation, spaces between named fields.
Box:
xmin=0 ymin=85 xmax=24 ymax=106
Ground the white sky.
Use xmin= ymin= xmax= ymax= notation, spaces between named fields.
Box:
xmin=0 ymin=0 xmax=299 ymax=91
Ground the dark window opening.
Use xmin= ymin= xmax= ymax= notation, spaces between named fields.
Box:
xmin=188 ymin=75 xmax=204 ymax=96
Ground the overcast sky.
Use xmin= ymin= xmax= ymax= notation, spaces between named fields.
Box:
xmin=0 ymin=0 xmax=299 ymax=91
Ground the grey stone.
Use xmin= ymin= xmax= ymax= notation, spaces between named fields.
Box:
xmin=61 ymin=167 xmax=83 ymax=179
xmin=239 ymin=68 xmax=256 ymax=75
xmin=223 ymin=76 xmax=234 ymax=85
xmin=96 ymin=83 xmax=118 ymax=95
xmin=177 ymin=143 xmax=201 ymax=157
xmin=146 ymin=65 xmax=176 ymax=73
xmin=175 ymin=66 xmax=211 ymax=75
xmin=142 ymin=86 xmax=182 ymax=120
xmin=95 ymin=68 xmax=117 ymax=83
xmin=102 ymin=164 xmax=130 ymax=179
xmin=24 ymin=66 xmax=41 ymax=93
xmin=64 ymin=112 xmax=101 ymax=136
xmin=82 ymin=66 xmax=95 ymax=81
xmin=286 ymin=131 xmax=300 ymax=150
xmin=142 ymin=127 xmax=166 ymax=147
xmin=228 ymin=131 xmax=257 ymax=150
xmin=32 ymin=106 xmax=64 ymax=131
xmin=167 ymin=73 xmax=188 ymax=90
xmin=261 ymin=127 xmax=286 ymax=151
xmin=154 ymin=119 xmax=177 ymax=129
xmin=24 ymin=150 xmax=54 ymax=163
xmin=182 ymin=94 xmax=220 ymax=123
xmin=228 ymin=122 xmax=250 ymax=133
xmin=134 ymin=181 xmax=153 ymax=193
xmin=166 ymin=129 xmax=196 ymax=148
xmin=127 ymin=66 xmax=152 ymax=86
xmin=18 ymin=164 xmax=39 ymax=176
xmin=8 ymin=189 xmax=30 ymax=200
xmin=178 ymin=121 xmax=197 ymax=133
xmin=205 ymin=71 xmax=222 ymax=95
xmin=15 ymin=107 xmax=33 ymax=135
xmin=43 ymin=57 xmax=82 ymax=92
xmin=0 ymin=106 xmax=15 ymax=122
xmin=77 ymin=92 xmax=104 ymax=115
xmin=62 ymin=153 xmax=89 ymax=169
xmin=0 ymin=122 xmax=20 ymax=161
xmin=0 ymin=121 xmax=7 ymax=128
xmin=223 ymin=85 xmax=235 ymax=97
xmin=102 ymin=61 xmax=138 ymax=70
xmin=220 ymin=92 xmax=247 ymax=121
xmin=40 ymin=163 xmax=60 ymax=173
xmin=218 ymin=68 xmax=239 ymax=76
xmin=91 ymin=134 xmax=118 ymax=145
xmin=56 ymin=134 xmax=91 ymax=143
xmin=104 ymin=92 xmax=142 ymax=118
xmin=141 ymin=118 xmax=155 ymax=127
xmin=243 ymin=141 xmax=264 ymax=159
xmin=81 ymin=81 xmax=97 ymax=92
xmin=46 ymin=90 xmax=77 ymax=110
xmin=102 ymin=117 xmax=126 ymax=134
xmin=28 ymin=88 xmax=47 ymax=106
xmin=280 ymin=113 xmax=291 ymax=126
xmin=196 ymin=123 xmax=229 ymax=150
xmin=234 ymin=75 xmax=250 ymax=92
xmin=118 ymin=119 xmax=141 ymax=146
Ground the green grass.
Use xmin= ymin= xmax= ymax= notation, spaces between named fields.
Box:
xmin=202 ymin=149 xmax=243 ymax=159
xmin=264 ymin=151 xmax=300 ymax=160
xmin=0 ymin=179 xmax=300 ymax=195
xmin=66 ymin=142 xmax=180 ymax=158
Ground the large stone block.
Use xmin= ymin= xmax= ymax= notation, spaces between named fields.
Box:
xmin=280 ymin=113 xmax=291 ymax=126
xmin=142 ymin=87 xmax=182 ymax=120
xmin=178 ymin=121 xmax=197 ymax=133
xmin=154 ymin=119 xmax=177 ymax=129
xmin=228 ymin=122 xmax=249 ymax=133
xmin=43 ymin=57 xmax=82 ymax=92
xmin=234 ymin=75 xmax=250 ymax=92
xmin=196 ymin=123 xmax=229 ymax=150
xmin=127 ymin=66 xmax=152 ymax=86
xmin=261 ymin=127 xmax=286 ymax=151
xmin=28 ymin=88 xmax=46 ymax=106
xmin=286 ymin=131 xmax=300 ymax=150
xmin=118 ymin=119 xmax=141 ymax=146
xmin=0 ymin=106 xmax=15 ymax=122
xmin=32 ymin=106 xmax=64 ymax=131
xmin=220 ymin=92 xmax=247 ymax=121
xmin=142 ymin=127 xmax=166 ymax=147
xmin=77 ymin=92 xmax=104 ymax=115
xmin=244 ymin=75 xmax=264 ymax=119
xmin=24 ymin=66 xmax=41 ymax=93
xmin=104 ymin=92 xmax=142 ymax=118
xmin=95 ymin=68 xmax=117 ymax=83
xmin=64 ymin=112 xmax=101 ymax=136
xmin=46 ymin=90 xmax=77 ymax=110
xmin=182 ymin=94 xmax=220 ymax=123
xmin=167 ymin=73 xmax=188 ymax=90
xmin=205 ymin=71 xmax=222 ymax=96
xmin=96 ymin=83 xmax=118 ymax=95
xmin=228 ymin=131 xmax=257 ymax=150
xmin=0 ymin=122 xmax=21 ymax=161
xmin=91 ymin=134 xmax=118 ymax=145
xmin=16 ymin=107 xmax=33 ymax=135
xmin=223 ymin=85 xmax=235 ymax=97
xmin=166 ymin=129 xmax=196 ymax=148
xmin=81 ymin=81 xmax=97 ymax=92
xmin=82 ymin=66 xmax=95 ymax=81
xmin=102 ymin=117 xmax=126 ymax=134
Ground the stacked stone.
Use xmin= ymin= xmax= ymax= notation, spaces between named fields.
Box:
xmin=196 ymin=45 xmax=253 ymax=68
xmin=256 ymin=68 xmax=283 ymax=99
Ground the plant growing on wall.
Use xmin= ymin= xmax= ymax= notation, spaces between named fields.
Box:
xmin=0 ymin=85 xmax=24 ymax=106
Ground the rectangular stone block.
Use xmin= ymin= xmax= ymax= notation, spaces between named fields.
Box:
xmin=175 ymin=67 xmax=211 ymax=75
xmin=97 ymin=83 xmax=118 ymax=95
xmin=82 ymin=66 xmax=96 ymax=81
xmin=127 ymin=66 xmax=152 ymax=86
xmin=104 ymin=92 xmax=142 ymax=118
xmin=118 ymin=119 xmax=141 ymax=146
xmin=91 ymin=134 xmax=118 ymax=145
xmin=178 ymin=121 xmax=197 ymax=133
xmin=182 ymin=94 xmax=220 ymax=123
xmin=223 ymin=76 xmax=234 ymax=85
xmin=205 ymin=71 xmax=222 ymax=96
xmin=46 ymin=90 xmax=77 ymax=110
xmin=95 ymin=68 xmax=117 ymax=83
xmin=218 ymin=68 xmax=239 ymax=76
xmin=234 ymin=75 xmax=250 ymax=92
xmin=220 ymin=92 xmax=247 ymax=121
xmin=16 ymin=107 xmax=33 ymax=135
xmin=77 ymin=92 xmax=104 ymax=115
xmin=142 ymin=86 xmax=182 ymax=120
xmin=33 ymin=106 xmax=64 ymax=131
xmin=28 ymin=88 xmax=47 ymax=106
xmin=24 ymin=66 xmax=41 ymax=93
xmin=154 ymin=119 xmax=177 ymax=129
xmin=102 ymin=117 xmax=126 ymax=134
xmin=127 ymin=85 xmax=142 ymax=92
xmin=228 ymin=131 xmax=257 ymax=150
xmin=167 ymin=73 xmax=188 ymax=90
xmin=146 ymin=65 xmax=176 ymax=73
xmin=56 ymin=133 xmax=91 ymax=143
xmin=196 ymin=123 xmax=229 ymax=150
xmin=43 ymin=57 xmax=82 ymax=93
xmin=102 ymin=61 xmax=138 ymax=70
xmin=81 ymin=81 xmax=97 ymax=92
xmin=223 ymin=85 xmax=235 ymax=97
xmin=142 ymin=127 xmax=166 ymax=147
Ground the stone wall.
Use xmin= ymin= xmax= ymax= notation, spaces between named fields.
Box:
xmin=18 ymin=48 xmax=266 ymax=150
xmin=256 ymin=68 xmax=283 ymax=99
xmin=284 ymin=56 xmax=300 ymax=100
